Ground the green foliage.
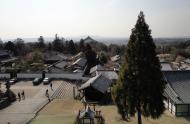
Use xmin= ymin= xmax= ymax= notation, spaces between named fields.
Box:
xmin=112 ymin=64 xmax=128 ymax=120
xmin=48 ymin=42 xmax=52 ymax=51
xmin=5 ymin=41 xmax=15 ymax=53
xmin=68 ymin=40 xmax=77 ymax=54
xmin=156 ymin=40 xmax=190 ymax=61
xmin=79 ymin=39 xmax=85 ymax=52
xmin=83 ymin=44 xmax=98 ymax=75
xmin=15 ymin=50 xmax=45 ymax=72
xmin=98 ymin=51 xmax=108 ymax=64
xmin=52 ymin=34 xmax=64 ymax=52
xmin=108 ymin=44 xmax=126 ymax=58
xmin=0 ymin=39 xmax=3 ymax=49
xmin=38 ymin=36 xmax=46 ymax=49
xmin=14 ymin=38 xmax=26 ymax=56
xmin=112 ymin=12 xmax=166 ymax=123
xmin=32 ymin=51 xmax=43 ymax=63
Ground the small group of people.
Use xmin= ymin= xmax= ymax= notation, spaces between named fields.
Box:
xmin=17 ymin=90 xmax=25 ymax=101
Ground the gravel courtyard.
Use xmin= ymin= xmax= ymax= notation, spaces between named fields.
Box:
xmin=0 ymin=80 xmax=62 ymax=124
xmin=1 ymin=80 xmax=190 ymax=124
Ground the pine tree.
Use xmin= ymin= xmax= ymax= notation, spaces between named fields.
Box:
xmin=68 ymin=40 xmax=77 ymax=54
xmin=52 ymin=34 xmax=63 ymax=52
xmin=112 ymin=11 xmax=166 ymax=124
xmin=83 ymin=44 xmax=98 ymax=76
xmin=38 ymin=36 xmax=46 ymax=49
xmin=5 ymin=41 xmax=15 ymax=53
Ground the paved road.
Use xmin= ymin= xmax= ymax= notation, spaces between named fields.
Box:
xmin=0 ymin=81 xmax=62 ymax=124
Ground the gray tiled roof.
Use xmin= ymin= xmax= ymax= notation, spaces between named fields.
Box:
xmin=90 ymin=64 xmax=104 ymax=74
xmin=1 ymin=57 xmax=18 ymax=63
xmin=111 ymin=55 xmax=120 ymax=62
xmin=83 ymin=36 xmax=97 ymax=43
xmin=72 ymin=58 xmax=87 ymax=67
xmin=45 ymin=73 xmax=89 ymax=81
xmin=96 ymin=70 xmax=118 ymax=80
xmin=163 ymin=70 xmax=190 ymax=104
xmin=73 ymin=69 xmax=83 ymax=73
xmin=0 ymin=50 xmax=14 ymax=62
xmin=79 ymin=74 xmax=112 ymax=93
xmin=45 ymin=55 xmax=63 ymax=61
xmin=0 ymin=50 xmax=9 ymax=56
xmin=45 ymin=52 xmax=68 ymax=61
xmin=161 ymin=63 xmax=172 ymax=71
xmin=183 ymin=59 xmax=190 ymax=64
xmin=54 ymin=60 xmax=67 ymax=69
xmin=164 ymin=83 xmax=182 ymax=104
xmin=48 ymin=66 xmax=64 ymax=73
xmin=71 ymin=52 xmax=84 ymax=60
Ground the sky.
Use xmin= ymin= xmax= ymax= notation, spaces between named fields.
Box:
xmin=0 ymin=0 xmax=190 ymax=39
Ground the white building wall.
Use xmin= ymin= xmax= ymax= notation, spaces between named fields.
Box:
xmin=164 ymin=100 xmax=168 ymax=107
xmin=168 ymin=101 xmax=172 ymax=112
xmin=172 ymin=104 xmax=176 ymax=115
xmin=167 ymin=99 xmax=176 ymax=115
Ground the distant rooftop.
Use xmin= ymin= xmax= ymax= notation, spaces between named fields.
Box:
xmin=83 ymin=36 xmax=97 ymax=43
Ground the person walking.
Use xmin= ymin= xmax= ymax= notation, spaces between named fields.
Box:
xmin=18 ymin=92 xmax=21 ymax=101
xmin=45 ymin=89 xmax=50 ymax=102
xmin=50 ymin=82 xmax=53 ymax=91
xmin=45 ymin=89 xmax=48 ymax=96
xmin=21 ymin=90 xmax=25 ymax=100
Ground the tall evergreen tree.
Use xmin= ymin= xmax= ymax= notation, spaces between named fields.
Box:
xmin=38 ymin=36 xmax=46 ymax=49
xmin=0 ymin=39 xmax=3 ymax=49
xmin=98 ymin=51 xmax=108 ymax=65
xmin=52 ymin=34 xmax=63 ymax=52
xmin=5 ymin=41 xmax=15 ymax=53
xmin=68 ymin=40 xmax=77 ymax=54
xmin=79 ymin=39 xmax=85 ymax=52
xmin=112 ymin=12 xmax=166 ymax=124
xmin=48 ymin=42 xmax=52 ymax=51
xmin=83 ymin=44 xmax=98 ymax=76
xmin=14 ymin=38 xmax=26 ymax=56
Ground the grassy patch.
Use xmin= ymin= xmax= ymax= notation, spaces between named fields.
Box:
xmin=30 ymin=115 xmax=75 ymax=124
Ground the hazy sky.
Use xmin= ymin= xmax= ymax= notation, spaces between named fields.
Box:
xmin=0 ymin=0 xmax=190 ymax=39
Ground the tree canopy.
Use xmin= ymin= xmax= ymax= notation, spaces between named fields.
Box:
xmin=38 ymin=36 xmax=46 ymax=49
xmin=112 ymin=12 xmax=166 ymax=124
xmin=83 ymin=44 xmax=98 ymax=76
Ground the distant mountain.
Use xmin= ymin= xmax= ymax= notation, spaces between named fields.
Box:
xmin=3 ymin=36 xmax=190 ymax=46
xmin=3 ymin=36 xmax=128 ymax=45
xmin=4 ymin=37 xmax=54 ymax=42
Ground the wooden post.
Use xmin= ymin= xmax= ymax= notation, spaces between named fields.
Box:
xmin=93 ymin=104 xmax=95 ymax=111
xmin=73 ymin=87 xmax=75 ymax=99
xmin=85 ymin=103 xmax=87 ymax=109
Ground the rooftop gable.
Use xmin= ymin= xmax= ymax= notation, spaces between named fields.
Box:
xmin=79 ymin=74 xmax=112 ymax=93
xmin=163 ymin=70 xmax=190 ymax=104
